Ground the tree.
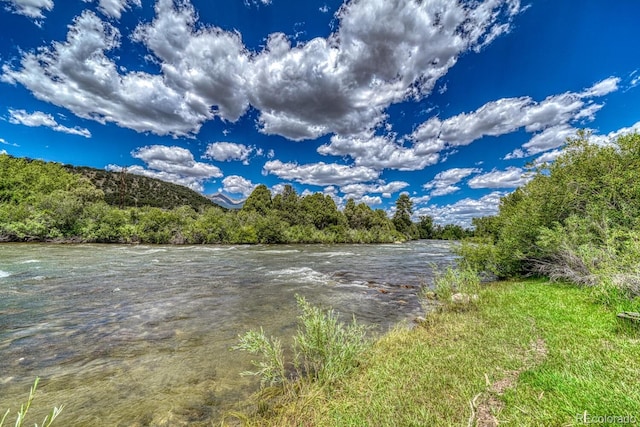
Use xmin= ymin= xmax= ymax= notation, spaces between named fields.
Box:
xmin=392 ymin=194 xmax=414 ymax=236
xmin=462 ymin=131 xmax=640 ymax=278
xmin=417 ymin=215 xmax=434 ymax=239
xmin=344 ymin=198 xmax=376 ymax=230
xmin=256 ymin=212 xmax=286 ymax=243
xmin=471 ymin=216 xmax=499 ymax=240
xmin=243 ymin=184 xmax=272 ymax=215
xmin=299 ymin=193 xmax=341 ymax=230
xmin=273 ymin=184 xmax=301 ymax=225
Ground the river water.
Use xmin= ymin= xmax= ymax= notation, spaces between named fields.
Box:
xmin=0 ymin=241 xmax=456 ymax=426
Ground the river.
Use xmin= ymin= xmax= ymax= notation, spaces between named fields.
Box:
xmin=0 ymin=241 xmax=456 ymax=426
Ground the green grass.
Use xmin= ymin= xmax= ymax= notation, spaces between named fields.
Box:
xmin=236 ymin=279 xmax=640 ymax=426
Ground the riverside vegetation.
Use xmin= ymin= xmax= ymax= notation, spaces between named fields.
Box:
xmin=0 ymin=154 xmax=469 ymax=244
xmin=3 ymin=132 xmax=640 ymax=425
xmin=232 ymin=132 xmax=640 ymax=426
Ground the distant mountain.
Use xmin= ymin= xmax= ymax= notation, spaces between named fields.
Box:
xmin=67 ymin=165 xmax=216 ymax=210
xmin=206 ymin=193 xmax=245 ymax=210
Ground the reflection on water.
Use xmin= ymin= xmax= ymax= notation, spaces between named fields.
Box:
xmin=0 ymin=241 xmax=456 ymax=425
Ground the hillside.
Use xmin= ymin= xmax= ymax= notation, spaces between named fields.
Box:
xmin=67 ymin=165 xmax=216 ymax=210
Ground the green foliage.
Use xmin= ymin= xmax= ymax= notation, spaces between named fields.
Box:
xmin=293 ymin=295 xmax=370 ymax=386
xmin=255 ymin=212 xmax=286 ymax=244
xmin=68 ymin=165 xmax=215 ymax=210
xmin=417 ymin=215 xmax=434 ymax=239
xmin=461 ymin=132 xmax=640 ymax=284
xmin=456 ymin=237 xmax=500 ymax=275
xmin=0 ymin=154 xmax=428 ymax=245
xmin=423 ymin=266 xmax=481 ymax=311
xmin=242 ymin=184 xmax=272 ymax=216
xmin=233 ymin=328 xmax=287 ymax=388
xmin=1 ymin=378 xmax=63 ymax=427
xmin=471 ymin=216 xmax=499 ymax=240
xmin=392 ymin=193 xmax=416 ymax=237
xmin=234 ymin=296 xmax=370 ymax=396
xmin=299 ymin=193 xmax=342 ymax=230
xmin=0 ymin=155 xmax=104 ymax=240
xmin=272 ymin=184 xmax=300 ymax=225
xmin=432 ymin=223 xmax=470 ymax=240
xmin=184 ymin=206 xmax=227 ymax=243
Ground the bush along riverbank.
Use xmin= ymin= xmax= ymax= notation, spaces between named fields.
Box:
xmin=1 ymin=154 xmax=473 ymax=244
xmin=228 ymin=272 xmax=640 ymax=426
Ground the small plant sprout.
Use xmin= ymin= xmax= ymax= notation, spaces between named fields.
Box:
xmin=0 ymin=378 xmax=63 ymax=427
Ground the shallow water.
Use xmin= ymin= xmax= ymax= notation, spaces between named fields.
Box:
xmin=0 ymin=241 xmax=456 ymax=425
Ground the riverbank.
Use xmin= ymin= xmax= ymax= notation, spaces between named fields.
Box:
xmin=230 ymin=279 xmax=640 ymax=426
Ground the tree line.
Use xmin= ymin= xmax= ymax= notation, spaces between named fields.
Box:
xmin=459 ymin=131 xmax=640 ymax=299
xmin=0 ymin=154 xmax=470 ymax=244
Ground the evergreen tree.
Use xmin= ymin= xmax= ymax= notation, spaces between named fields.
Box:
xmin=392 ymin=194 xmax=413 ymax=235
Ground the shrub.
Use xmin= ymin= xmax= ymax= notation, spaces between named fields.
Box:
xmin=293 ymin=295 xmax=369 ymax=386
xmin=234 ymin=296 xmax=371 ymax=394
xmin=461 ymin=132 xmax=640 ymax=288
xmin=422 ymin=266 xmax=481 ymax=312
xmin=456 ymin=237 xmax=500 ymax=276
xmin=233 ymin=328 xmax=287 ymax=389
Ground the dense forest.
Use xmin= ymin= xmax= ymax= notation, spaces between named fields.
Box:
xmin=0 ymin=154 xmax=469 ymax=244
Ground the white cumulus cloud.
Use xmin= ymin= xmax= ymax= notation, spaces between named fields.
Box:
xmin=318 ymin=133 xmax=441 ymax=171
xmin=220 ymin=175 xmax=256 ymax=197
xmin=468 ymin=166 xmax=532 ymax=189
xmin=8 ymin=109 xmax=91 ymax=138
xmin=2 ymin=0 xmax=53 ymax=19
xmin=203 ymin=142 xmax=255 ymax=164
xmin=263 ymin=160 xmax=380 ymax=186
xmin=2 ymin=11 xmax=216 ymax=137
xmin=410 ymin=77 xmax=619 ymax=161
xmin=340 ymin=181 xmax=409 ymax=199
xmin=423 ymin=167 xmax=481 ymax=197
xmin=132 ymin=0 xmax=250 ymax=123
xmin=83 ymin=0 xmax=141 ymax=19
xmin=108 ymin=145 xmax=222 ymax=192
xmin=414 ymin=191 xmax=507 ymax=227
xmin=2 ymin=0 xmax=523 ymax=143
xmin=249 ymin=0 xmax=522 ymax=140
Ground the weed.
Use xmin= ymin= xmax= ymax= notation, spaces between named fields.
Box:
xmin=422 ymin=265 xmax=481 ymax=312
xmin=232 ymin=328 xmax=287 ymax=389
xmin=232 ymin=295 xmax=371 ymax=420
xmin=293 ymin=295 xmax=369 ymax=386
xmin=0 ymin=378 xmax=63 ymax=427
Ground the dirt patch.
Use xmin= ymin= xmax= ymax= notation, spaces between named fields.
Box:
xmin=470 ymin=338 xmax=548 ymax=427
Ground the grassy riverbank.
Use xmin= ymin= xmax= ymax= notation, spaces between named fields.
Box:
xmin=231 ymin=279 xmax=640 ymax=426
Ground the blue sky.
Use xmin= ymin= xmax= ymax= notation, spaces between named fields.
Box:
xmin=1 ymin=0 xmax=639 ymax=226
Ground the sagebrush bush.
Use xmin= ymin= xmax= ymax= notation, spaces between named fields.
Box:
xmin=233 ymin=328 xmax=287 ymax=388
xmin=293 ymin=295 xmax=369 ymax=386
xmin=234 ymin=296 xmax=371 ymax=397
